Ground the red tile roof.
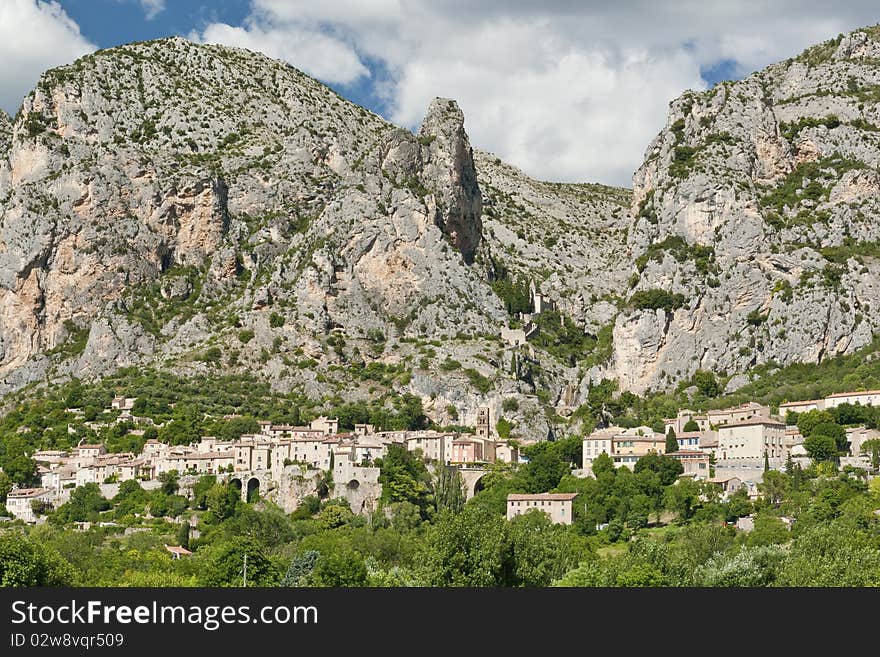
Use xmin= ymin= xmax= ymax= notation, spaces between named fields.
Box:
xmin=507 ymin=493 xmax=579 ymax=502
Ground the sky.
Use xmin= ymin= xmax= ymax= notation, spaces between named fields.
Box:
xmin=2 ymin=1 xmax=880 ymax=186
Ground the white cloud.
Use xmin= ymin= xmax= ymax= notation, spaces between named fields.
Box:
xmin=176 ymin=2 xmax=880 ymax=185
xmin=0 ymin=0 xmax=95 ymax=115
xmin=138 ymin=0 xmax=166 ymax=21
xmin=194 ymin=19 xmax=369 ymax=85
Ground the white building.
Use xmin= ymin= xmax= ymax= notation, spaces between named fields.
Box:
xmin=675 ymin=431 xmax=704 ymax=450
xmin=824 ymin=390 xmax=880 ymax=409
xmin=5 ymin=488 xmax=53 ymax=523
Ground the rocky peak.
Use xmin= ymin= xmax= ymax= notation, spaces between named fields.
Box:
xmin=417 ymin=98 xmax=482 ymax=263
xmin=832 ymin=27 xmax=880 ymax=61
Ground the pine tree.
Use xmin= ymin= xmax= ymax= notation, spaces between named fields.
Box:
xmin=665 ymin=427 xmax=678 ymax=454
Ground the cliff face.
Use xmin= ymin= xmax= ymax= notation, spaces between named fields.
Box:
xmin=0 ymin=37 xmax=628 ymax=440
xmin=610 ymin=27 xmax=880 ymax=393
xmin=0 ymin=39 xmax=508 ymax=392
xmin=7 ymin=28 xmax=880 ymax=418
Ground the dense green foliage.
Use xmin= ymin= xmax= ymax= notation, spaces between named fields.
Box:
xmin=629 ymin=289 xmax=686 ymax=313
xmin=2 ymin=442 xmax=878 ymax=587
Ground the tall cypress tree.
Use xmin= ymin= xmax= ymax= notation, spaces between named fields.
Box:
xmin=665 ymin=427 xmax=678 ymax=454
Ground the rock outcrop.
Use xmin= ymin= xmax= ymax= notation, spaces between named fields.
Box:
xmin=611 ymin=25 xmax=880 ymax=393
xmin=6 ymin=27 xmax=880 ymax=422
xmin=418 ymin=98 xmax=483 ymax=262
xmin=0 ymin=37 xmax=626 ymax=442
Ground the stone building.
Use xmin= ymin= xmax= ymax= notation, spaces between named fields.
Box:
xmin=5 ymin=487 xmax=53 ymax=523
xmin=507 ymin=492 xmax=578 ymax=525
xmin=716 ymin=419 xmax=786 ymax=460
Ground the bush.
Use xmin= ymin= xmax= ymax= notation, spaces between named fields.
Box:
xmin=502 ymin=398 xmax=519 ymax=412
xmin=464 ymin=368 xmax=492 ymax=394
xmin=629 ymin=289 xmax=686 ymax=313
xmin=237 ymin=329 xmax=255 ymax=344
xmin=200 ymin=347 xmax=222 ymax=363
xmin=268 ymin=313 xmax=284 ymax=328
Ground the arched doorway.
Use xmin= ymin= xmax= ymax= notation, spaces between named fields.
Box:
xmin=472 ymin=474 xmax=486 ymax=496
xmin=246 ymin=477 xmax=260 ymax=503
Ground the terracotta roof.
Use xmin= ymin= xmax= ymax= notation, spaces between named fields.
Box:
xmin=164 ymin=545 xmax=192 ymax=556
xmin=77 ymin=444 xmax=104 ymax=450
xmin=707 ymin=402 xmax=766 ymax=415
xmin=826 ymin=390 xmax=880 ymax=399
xmin=185 ymin=451 xmax=234 ymax=460
xmin=507 ymin=493 xmax=579 ymax=502
xmin=779 ymin=399 xmax=823 ymax=406
xmin=8 ymin=487 xmax=50 ymax=498
xmin=717 ymin=418 xmax=785 ymax=428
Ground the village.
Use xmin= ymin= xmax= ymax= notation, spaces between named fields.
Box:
xmin=4 ymin=386 xmax=879 ymax=532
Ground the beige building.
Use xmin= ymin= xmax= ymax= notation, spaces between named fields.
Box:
xmin=494 ymin=441 xmax=519 ymax=464
xmin=667 ymin=450 xmax=711 ymax=477
xmin=779 ymin=399 xmax=825 ymax=415
xmin=310 ymin=416 xmax=339 ymax=435
xmin=664 ymin=410 xmax=710 ymax=435
xmin=582 ymin=427 xmax=617 ymax=473
xmin=507 ymin=492 xmax=578 ymax=525
xmin=706 ymin=402 xmax=770 ymax=427
xmin=451 ymin=436 xmax=486 ymax=464
xmin=5 ymin=487 xmax=53 ymax=523
xmin=848 ymin=426 xmax=880 ymax=457
xmin=73 ymin=444 xmax=106 ymax=468
xmin=612 ymin=428 xmax=666 ymax=470
xmin=706 ymin=476 xmax=744 ymax=498
xmin=475 ymin=407 xmax=492 ymax=440
xmin=111 ymin=397 xmax=137 ymax=411
xmin=824 ymin=390 xmax=880 ymax=409
xmin=717 ymin=419 xmax=786 ymax=460
xmin=674 ymin=431 xmax=706 ymax=451
xmin=405 ymin=431 xmax=454 ymax=463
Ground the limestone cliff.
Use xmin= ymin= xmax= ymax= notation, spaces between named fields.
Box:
xmin=8 ymin=28 xmax=880 ymax=427
xmin=0 ymin=37 xmax=626 ymax=441
xmin=611 ymin=26 xmax=880 ymax=393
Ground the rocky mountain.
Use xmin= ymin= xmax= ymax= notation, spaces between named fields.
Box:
xmin=0 ymin=37 xmax=628 ymax=437
xmin=610 ymin=26 xmax=880 ymax=394
xmin=475 ymin=150 xmax=631 ymax=333
xmin=5 ymin=27 xmax=880 ymax=431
